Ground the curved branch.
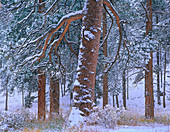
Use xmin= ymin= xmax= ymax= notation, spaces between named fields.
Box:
xmin=103 ymin=0 xmax=122 ymax=38
xmin=103 ymin=0 xmax=122 ymax=72
xmin=100 ymin=4 xmax=114 ymax=48
xmin=37 ymin=10 xmax=83 ymax=62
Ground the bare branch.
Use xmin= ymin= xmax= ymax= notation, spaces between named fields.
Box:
xmin=100 ymin=5 xmax=114 ymax=48
xmin=103 ymin=0 xmax=122 ymax=72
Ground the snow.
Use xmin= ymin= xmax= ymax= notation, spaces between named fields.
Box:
xmin=68 ymin=107 xmax=84 ymax=127
xmin=84 ymin=30 xmax=95 ymax=41
xmin=0 ymin=64 xmax=170 ymax=131
xmin=74 ymin=79 xmax=80 ymax=86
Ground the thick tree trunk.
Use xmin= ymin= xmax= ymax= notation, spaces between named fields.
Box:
xmin=103 ymin=9 xmax=108 ymax=108
xmin=38 ymin=71 xmax=46 ymax=120
xmin=73 ymin=0 xmax=103 ymax=116
xmin=122 ymin=69 xmax=126 ymax=109
xmin=145 ymin=0 xmax=154 ymax=119
xmin=163 ymin=50 xmax=166 ymax=108
xmin=145 ymin=53 xmax=154 ymax=118
xmin=50 ymin=76 xmax=60 ymax=117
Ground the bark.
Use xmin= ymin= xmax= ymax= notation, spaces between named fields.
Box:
xmin=38 ymin=70 xmax=46 ymax=120
xmin=50 ymin=76 xmax=60 ymax=116
xmin=145 ymin=0 xmax=154 ymax=119
xmin=73 ymin=0 xmax=103 ymax=116
xmin=122 ymin=69 xmax=126 ymax=109
xmin=163 ymin=50 xmax=166 ymax=108
xmin=103 ymin=9 xmax=108 ymax=108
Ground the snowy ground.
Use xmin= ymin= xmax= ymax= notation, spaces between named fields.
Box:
xmin=0 ymin=64 xmax=170 ymax=131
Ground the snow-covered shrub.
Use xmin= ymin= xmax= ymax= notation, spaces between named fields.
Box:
xmin=86 ymin=105 xmax=125 ymax=128
xmin=0 ymin=109 xmax=35 ymax=131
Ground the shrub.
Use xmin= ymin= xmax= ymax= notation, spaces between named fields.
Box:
xmin=0 ymin=109 xmax=35 ymax=131
xmin=86 ymin=105 xmax=125 ymax=128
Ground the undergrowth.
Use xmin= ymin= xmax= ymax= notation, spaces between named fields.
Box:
xmin=0 ymin=109 xmax=67 ymax=132
xmin=118 ymin=110 xmax=170 ymax=126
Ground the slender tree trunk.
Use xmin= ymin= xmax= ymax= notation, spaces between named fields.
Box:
xmin=50 ymin=76 xmax=60 ymax=117
xmin=113 ymin=95 xmax=115 ymax=107
xmin=157 ymin=46 xmax=161 ymax=105
xmin=156 ymin=15 xmax=161 ymax=105
xmin=160 ymin=48 xmax=163 ymax=89
xmin=116 ymin=94 xmax=119 ymax=108
xmin=22 ymin=86 xmax=24 ymax=107
xmin=38 ymin=70 xmax=46 ymax=120
xmin=103 ymin=9 xmax=108 ymax=108
xmin=127 ymin=69 xmax=129 ymax=99
xmin=145 ymin=0 xmax=154 ymax=119
xmin=163 ymin=50 xmax=166 ymax=108
xmin=73 ymin=0 xmax=103 ymax=116
xmin=122 ymin=69 xmax=126 ymax=109
xmin=5 ymin=76 xmax=8 ymax=111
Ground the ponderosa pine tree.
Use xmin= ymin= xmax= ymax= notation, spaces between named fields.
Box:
xmin=144 ymin=0 xmax=154 ymax=119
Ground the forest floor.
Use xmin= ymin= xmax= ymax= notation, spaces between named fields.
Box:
xmin=0 ymin=64 xmax=170 ymax=131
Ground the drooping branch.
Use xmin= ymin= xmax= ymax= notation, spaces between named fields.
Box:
xmin=41 ymin=10 xmax=83 ymax=61
xmin=21 ymin=10 xmax=83 ymax=66
xmin=103 ymin=0 xmax=122 ymax=38
xmin=100 ymin=4 xmax=114 ymax=48
xmin=48 ymin=22 xmax=70 ymax=62
xmin=103 ymin=0 xmax=122 ymax=72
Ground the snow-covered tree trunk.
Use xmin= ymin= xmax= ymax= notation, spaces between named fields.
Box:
xmin=73 ymin=0 xmax=103 ymax=116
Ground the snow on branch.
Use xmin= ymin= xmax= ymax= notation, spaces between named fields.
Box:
xmin=37 ymin=10 xmax=83 ymax=62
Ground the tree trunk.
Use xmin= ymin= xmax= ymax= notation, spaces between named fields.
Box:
xmin=157 ymin=46 xmax=161 ymax=105
xmin=103 ymin=9 xmax=108 ymax=108
xmin=145 ymin=0 xmax=154 ymax=119
xmin=5 ymin=76 xmax=8 ymax=111
xmin=22 ymin=86 xmax=24 ymax=107
xmin=156 ymin=15 xmax=161 ymax=105
xmin=127 ymin=69 xmax=129 ymax=99
xmin=73 ymin=0 xmax=103 ymax=116
xmin=122 ymin=69 xmax=126 ymax=109
xmin=38 ymin=70 xmax=46 ymax=120
xmin=163 ymin=50 xmax=166 ymax=108
xmin=116 ymin=94 xmax=119 ymax=108
xmin=50 ymin=76 xmax=60 ymax=117
xmin=113 ymin=95 xmax=115 ymax=107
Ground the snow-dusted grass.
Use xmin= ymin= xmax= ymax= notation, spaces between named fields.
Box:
xmin=118 ymin=109 xmax=170 ymax=126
